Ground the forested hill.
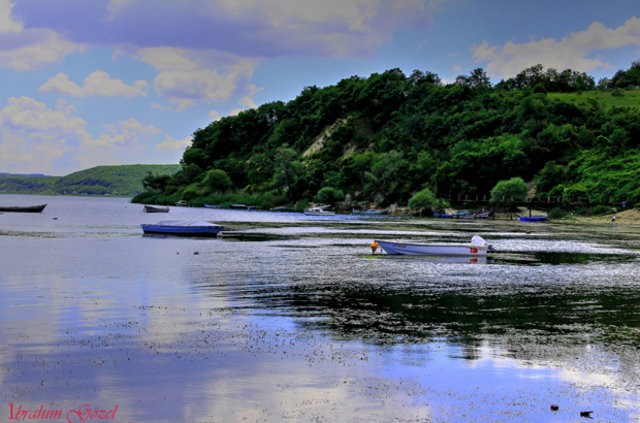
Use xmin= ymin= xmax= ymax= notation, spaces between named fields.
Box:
xmin=0 ymin=164 xmax=179 ymax=196
xmin=134 ymin=63 xmax=640 ymax=211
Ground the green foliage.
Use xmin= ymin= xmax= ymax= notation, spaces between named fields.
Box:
xmin=491 ymin=177 xmax=529 ymax=204
xmin=203 ymin=168 xmax=234 ymax=193
xmin=314 ymin=186 xmax=344 ymax=204
xmin=128 ymin=62 xmax=640 ymax=210
xmin=408 ymin=187 xmax=439 ymax=213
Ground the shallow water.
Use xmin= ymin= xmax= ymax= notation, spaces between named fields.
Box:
xmin=1 ymin=195 xmax=639 ymax=422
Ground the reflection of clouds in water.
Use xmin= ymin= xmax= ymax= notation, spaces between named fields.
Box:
xmin=195 ymin=361 xmax=433 ymax=422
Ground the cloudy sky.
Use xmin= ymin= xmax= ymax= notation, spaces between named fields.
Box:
xmin=1 ymin=0 xmax=639 ymax=175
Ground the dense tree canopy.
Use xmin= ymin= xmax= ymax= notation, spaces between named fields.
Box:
xmin=133 ymin=63 xmax=640 ymax=211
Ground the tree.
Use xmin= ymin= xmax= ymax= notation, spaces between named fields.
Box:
xmin=270 ymin=146 xmax=309 ymax=200
xmin=142 ymin=172 xmax=171 ymax=192
xmin=408 ymin=187 xmax=443 ymax=215
xmin=203 ymin=169 xmax=233 ymax=193
xmin=314 ymin=187 xmax=344 ymax=204
xmin=491 ymin=177 xmax=528 ymax=205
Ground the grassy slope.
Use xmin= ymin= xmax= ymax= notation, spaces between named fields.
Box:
xmin=0 ymin=164 xmax=180 ymax=196
xmin=547 ymin=89 xmax=640 ymax=110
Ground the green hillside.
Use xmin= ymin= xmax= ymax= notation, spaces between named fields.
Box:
xmin=0 ymin=164 xmax=180 ymax=196
xmin=547 ymin=90 xmax=640 ymax=110
xmin=133 ymin=62 xmax=640 ymax=213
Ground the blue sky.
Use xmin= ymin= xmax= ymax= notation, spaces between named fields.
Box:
xmin=1 ymin=0 xmax=639 ymax=175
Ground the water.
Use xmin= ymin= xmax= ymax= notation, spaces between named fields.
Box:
xmin=1 ymin=195 xmax=639 ymax=422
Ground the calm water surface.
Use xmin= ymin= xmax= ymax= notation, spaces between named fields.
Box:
xmin=1 ymin=195 xmax=639 ymax=422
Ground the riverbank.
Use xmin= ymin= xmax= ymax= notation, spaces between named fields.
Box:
xmin=560 ymin=208 xmax=640 ymax=224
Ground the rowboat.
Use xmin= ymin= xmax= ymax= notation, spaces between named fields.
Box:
xmin=374 ymin=235 xmax=494 ymax=256
xmin=143 ymin=205 xmax=170 ymax=213
xmin=304 ymin=207 xmax=335 ymax=216
xmin=433 ymin=210 xmax=468 ymax=218
xmin=141 ymin=220 xmax=223 ymax=237
xmin=518 ymin=216 xmax=548 ymax=222
xmin=0 ymin=204 xmax=47 ymax=213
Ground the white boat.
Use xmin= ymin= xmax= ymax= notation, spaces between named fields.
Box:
xmin=374 ymin=235 xmax=494 ymax=256
xmin=304 ymin=207 xmax=335 ymax=216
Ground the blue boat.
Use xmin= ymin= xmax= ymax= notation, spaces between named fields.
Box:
xmin=518 ymin=216 xmax=548 ymax=222
xmin=141 ymin=220 xmax=224 ymax=237
xmin=434 ymin=210 xmax=468 ymax=218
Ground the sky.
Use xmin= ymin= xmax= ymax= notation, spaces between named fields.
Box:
xmin=1 ymin=0 xmax=639 ymax=176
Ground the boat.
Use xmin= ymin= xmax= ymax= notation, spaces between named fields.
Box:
xmin=518 ymin=216 xmax=548 ymax=222
xmin=204 ymin=203 xmax=220 ymax=209
xmin=433 ymin=210 xmax=469 ymax=218
xmin=141 ymin=220 xmax=224 ymax=237
xmin=175 ymin=200 xmax=188 ymax=207
xmin=0 ymin=204 xmax=47 ymax=213
xmin=304 ymin=207 xmax=335 ymax=216
xmin=143 ymin=205 xmax=170 ymax=213
xmin=352 ymin=208 xmax=389 ymax=215
xmin=374 ymin=235 xmax=494 ymax=256
xmin=472 ymin=210 xmax=493 ymax=219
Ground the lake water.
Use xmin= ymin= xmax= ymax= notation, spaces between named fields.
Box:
xmin=1 ymin=195 xmax=639 ymax=422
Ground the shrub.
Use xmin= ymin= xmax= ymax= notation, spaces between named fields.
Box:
xmin=314 ymin=186 xmax=344 ymax=204
xmin=408 ymin=187 xmax=440 ymax=214
xmin=491 ymin=177 xmax=528 ymax=204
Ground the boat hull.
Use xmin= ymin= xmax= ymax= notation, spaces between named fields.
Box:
xmin=518 ymin=216 xmax=548 ymax=222
xmin=375 ymin=239 xmax=489 ymax=256
xmin=143 ymin=205 xmax=170 ymax=213
xmin=0 ymin=204 xmax=47 ymax=213
xmin=141 ymin=221 xmax=223 ymax=237
xmin=304 ymin=207 xmax=335 ymax=216
xmin=304 ymin=211 xmax=335 ymax=216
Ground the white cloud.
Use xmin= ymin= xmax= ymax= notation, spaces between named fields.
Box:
xmin=0 ymin=30 xmax=85 ymax=71
xmin=0 ymin=96 xmax=176 ymax=174
xmin=0 ymin=0 xmax=22 ymax=33
xmin=39 ymin=71 xmax=149 ymax=98
xmin=97 ymin=118 xmax=161 ymax=147
xmin=0 ymin=97 xmax=89 ymax=174
xmin=209 ymin=110 xmax=222 ymax=122
xmin=212 ymin=0 xmax=427 ymax=56
xmin=155 ymin=135 xmax=192 ymax=152
xmin=473 ymin=17 xmax=640 ymax=79
xmin=0 ymin=1 xmax=84 ymax=70
xmin=134 ymin=47 xmax=257 ymax=110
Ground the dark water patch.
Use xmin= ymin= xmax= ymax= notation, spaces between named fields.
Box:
xmin=492 ymin=251 xmax=639 ymax=265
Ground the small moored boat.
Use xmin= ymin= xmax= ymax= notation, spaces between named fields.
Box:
xmin=143 ymin=205 xmax=170 ymax=213
xmin=374 ymin=235 xmax=494 ymax=256
xmin=0 ymin=204 xmax=47 ymax=213
xmin=304 ymin=207 xmax=335 ymax=216
xmin=518 ymin=216 xmax=548 ymax=222
xmin=433 ymin=210 xmax=468 ymax=218
xmin=141 ymin=220 xmax=223 ymax=237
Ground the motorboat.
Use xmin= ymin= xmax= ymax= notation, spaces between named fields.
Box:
xmin=374 ymin=235 xmax=494 ymax=256
xmin=304 ymin=207 xmax=335 ymax=216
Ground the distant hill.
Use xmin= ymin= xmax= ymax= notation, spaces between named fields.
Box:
xmin=0 ymin=164 xmax=180 ymax=197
